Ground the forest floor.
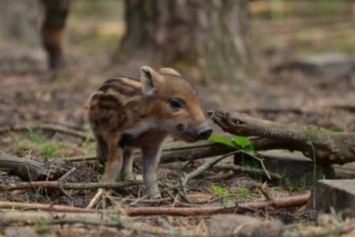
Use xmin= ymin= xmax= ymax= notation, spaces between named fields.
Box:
xmin=0 ymin=1 xmax=355 ymax=236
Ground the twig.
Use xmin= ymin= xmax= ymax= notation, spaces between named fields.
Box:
xmin=86 ymin=188 xmax=105 ymax=209
xmin=0 ymin=180 xmax=144 ymax=192
xmin=215 ymin=163 xmax=281 ymax=180
xmin=0 ymin=201 xmax=94 ymax=213
xmin=238 ymin=150 xmax=272 ymax=180
xmin=56 ymin=155 xmax=97 ymax=162
xmin=258 ymin=183 xmax=273 ymax=201
xmin=57 ymin=167 xmax=76 ymax=203
xmin=129 ymin=197 xmax=172 ymax=206
xmin=183 ymin=151 xmax=238 ymax=183
xmin=58 ymin=167 xmax=76 ymax=181
xmin=130 ymin=193 xmax=150 ymax=206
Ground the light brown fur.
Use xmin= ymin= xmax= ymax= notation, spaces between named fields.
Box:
xmin=87 ymin=66 xmax=212 ymax=198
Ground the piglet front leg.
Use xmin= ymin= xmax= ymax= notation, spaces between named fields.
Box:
xmin=142 ymin=144 xmax=163 ymax=199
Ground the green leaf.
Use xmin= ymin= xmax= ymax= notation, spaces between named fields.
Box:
xmin=232 ymin=136 xmax=252 ymax=149
xmin=209 ymin=134 xmax=236 ymax=148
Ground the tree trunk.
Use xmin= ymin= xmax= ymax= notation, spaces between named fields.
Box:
xmin=0 ymin=0 xmax=45 ymax=74
xmin=114 ymin=0 xmax=252 ymax=83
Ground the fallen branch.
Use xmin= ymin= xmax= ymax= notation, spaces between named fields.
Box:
xmin=0 ymin=154 xmax=68 ymax=181
xmin=0 ymin=180 xmax=143 ymax=192
xmin=0 ymin=201 xmax=94 ymax=213
xmin=210 ymin=110 xmax=355 ymax=165
xmin=126 ymin=205 xmax=237 ymax=216
xmin=125 ymin=193 xmax=310 ymax=216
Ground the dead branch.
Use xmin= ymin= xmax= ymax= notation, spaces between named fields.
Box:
xmin=0 ymin=180 xmax=143 ymax=192
xmin=0 ymin=201 xmax=94 ymax=213
xmin=0 ymin=154 xmax=68 ymax=181
xmin=210 ymin=110 xmax=355 ymax=165
xmin=125 ymin=205 xmax=238 ymax=216
xmin=0 ymin=123 xmax=89 ymax=140
xmin=60 ymin=154 xmax=97 ymax=162
xmin=125 ymin=193 xmax=310 ymax=216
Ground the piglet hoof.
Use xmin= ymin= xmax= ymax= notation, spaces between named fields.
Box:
xmin=148 ymin=189 xmax=161 ymax=199
xmin=121 ymin=172 xmax=135 ymax=181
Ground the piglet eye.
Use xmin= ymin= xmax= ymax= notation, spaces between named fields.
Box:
xmin=168 ymin=98 xmax=185 ymax=110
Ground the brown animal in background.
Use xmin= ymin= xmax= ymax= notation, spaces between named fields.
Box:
xmin=41 ymin=0 xmax=70 ymax=70
xmin=87 ymin=66 xmax=212 ymax=198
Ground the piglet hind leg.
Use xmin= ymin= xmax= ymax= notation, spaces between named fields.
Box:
xmin=101 ymin=133 xmax=123 ymax=182
xmin=94 ymin=134 xmax=108 ymax=166
xmin=87 ymin=133 xmax=122 ymax=209
xmin=121 ymin=148 xmax=134 ymax=181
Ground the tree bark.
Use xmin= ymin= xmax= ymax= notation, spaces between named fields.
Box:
xmin=210 ymin=110 xmax=355 ymax=165
xmin=114 ymin=0 xmax=252 ymax=83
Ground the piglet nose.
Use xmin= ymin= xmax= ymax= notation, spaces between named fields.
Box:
xmin=197 ymin=126 xmax=213 ymax=140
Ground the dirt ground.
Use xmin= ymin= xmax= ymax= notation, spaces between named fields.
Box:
xmin=0 ymin=1 xmax=355 ymax=236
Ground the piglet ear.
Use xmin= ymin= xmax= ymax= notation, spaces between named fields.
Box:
xmin=159 ymin=67 xmax=181 ymax=76
xmin=140 ymin=66 xmax=162 ymax=95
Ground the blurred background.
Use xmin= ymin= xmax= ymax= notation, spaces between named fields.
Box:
xmin=0 ymin=0 xmax=354 ymax=135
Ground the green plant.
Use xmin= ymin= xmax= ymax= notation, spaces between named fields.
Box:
xmin=299 ymin=175 xmax=308 ymax=190
xmin=275 ymin=168 xmax=287 ymax=186
xmin=211 ymin=184 xmax=229 ymax=197
xmin=211 ymin=184 xmax=235 ymax=205
xmin=42 ymin=144 xmax=58 ymax=158
xmin=35 ymin=187 xmax=44 ymax=202
xmin=27 ymin=127 xmax=46 ymax=144
xmin=238 ymin=186 xmax=250 ymax=198
xmin=209 ymin=134 xmax=255 ymax=153
xmin=284 ymin=177 xmax=295 ymax=192
xmin=210 ymin=134 xmax=269 ymax=178
xmin=306 ymin=138 xmax=317 ymax=182
xmin=2 ymin=186 xmax=10 ymax=196
xmin=34 ymin=219 xmax=50 ymax=235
